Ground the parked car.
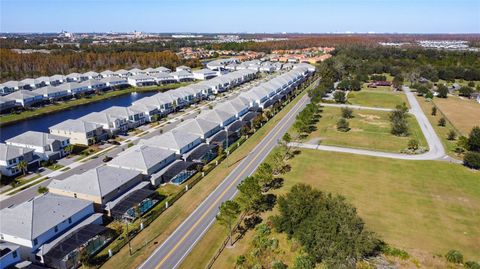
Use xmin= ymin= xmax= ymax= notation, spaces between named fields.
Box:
xmin=103 ymin=156 xmax=113 ymax=162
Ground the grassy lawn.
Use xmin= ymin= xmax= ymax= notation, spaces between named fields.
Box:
xmin=431 ymin=96 xmax=480 ymax=135
xmin=305 ymin=106 xmax=427 ymax=153
xmin=186 ymin=150 xmax=480 ymax=268
xmin=99 ymin=90 xmax=310 ymax=269
xmin=415 ymin=96 xmax=461 ymax=158
xmin=347 ymin=91 xmax=409 ymax=109
xmin=282 ymin=150 xmax=480 ymax=260
xmin=0 ymin=82 xmax=190 ymax=126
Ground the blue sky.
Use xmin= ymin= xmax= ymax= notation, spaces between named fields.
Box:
xmin=1 ymin=0 xmax=479 ymax=33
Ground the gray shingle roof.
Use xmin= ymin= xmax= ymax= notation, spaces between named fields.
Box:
xmin=49 ymin=119 xmax=101 ymax=133
xmin=138 ymin=130 xmax=200 ymax=151
xmin=48 ymin=166 xmax=141 ymax=198
xmin=108 ymin=145 xmax=175 ymax=172
xmin=0 ymin=143 xmax=34 ymax=161
xmin=6 ymin=131 xmax=69 ymax=147
xmin=0 ymin=193 xmax=92 ymax=240
xmin=174 ymin=118 xmax=220 ymax=137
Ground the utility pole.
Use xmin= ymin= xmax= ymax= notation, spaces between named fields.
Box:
xmin=225 ymin=126 xmax=229 ymax=167
xmin=126 ymin=222 xmax=132 ymax=255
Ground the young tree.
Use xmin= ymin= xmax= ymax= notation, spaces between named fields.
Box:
xmin=447 ymin=130 xmax=457 ymax=141
xmin=467 ymin=126 xmax=480 ymax=152
xmin=350 ymin=80 xmax=362 ymax=91
xmin=392 ymin=75 xmax=404 ymax=89
xmin=389 ymin=107 xmax=409 ymax=136
xmin=333 ymin=91 xmax=346 ymax=103
xmin=464 ymin=152 xmax=480 ymax=170
xmin=341 ymin=107 xmax=354 ymax=119
xmin=425 ymin=91 xmax=434 ymax=99
xmin=438 ymin=117 xmax=446 ymax=127
xmin=459 ymin=86 xmax=474 ymax=97
xmin=237 ymin=176 xmax=262 ymax=213
xmin=437 ymin=84 xmax=449 ymax=98
xmin=217 ymin=200 xmax=241 ymax=246
xmin=256 ymin=162 xmax=274 ymax=188
xmin=17 ymin=160 xmax=28 ymax=176
xmin=431 ymin=106 xmax=437 ymax=116
xmin=336 ymin=80 xmax=351 ymax=91
xmin=336 ymin=118 xmax=350 ymax=132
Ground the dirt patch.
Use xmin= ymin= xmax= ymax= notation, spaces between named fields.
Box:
xmin=357 ymin=113 xmax=382 ymax=121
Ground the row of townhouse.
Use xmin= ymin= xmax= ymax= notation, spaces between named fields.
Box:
xmin=0 ymin=132 xmax=71 ymax=177
xmin=0 ymin=64 xmax=315 ymax=269
xmin=207 ymin=58 xmax=288 ymax=73
xmin=0 ymin=65 xmax=194 ymax=95
xmin=48 ymin=69 xmax=258 ymax=145
xmin=0 ymin=68 xmax=223 ymax=113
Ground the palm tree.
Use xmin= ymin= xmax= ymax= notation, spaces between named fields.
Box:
xmin=64 ymin=144 xmax=74 ymax=155
xmin=17 ymin=160 xmax=28 ymax=176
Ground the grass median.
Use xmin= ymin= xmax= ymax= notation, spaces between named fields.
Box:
xmin=99 ymin=89 xmax=309 ymax=269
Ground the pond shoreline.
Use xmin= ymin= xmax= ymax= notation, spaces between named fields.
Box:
xmin=0 ymin=83 xmax=189 ymax=127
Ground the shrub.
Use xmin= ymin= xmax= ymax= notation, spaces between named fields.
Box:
xmin=408 ymin=139 xmax=419 ymax=150
xmin=236 ymin=255 xmax=246 ymax=266
xmin=445 ymin=249 xmax=464 ymax=264
xmin=341 ymin=107 xmax=354 ymax=119
xmin=459 ymin=86 xmax=474 ymax=97
xmin=333 ymin=91 xmax=346 ymax=103
xmin=294 ymin=255 xmax=315 ymax=269
xmin=431 ymin=106 xmax=437 ymax=116
xmin=336 ymin=118 xmax=350 ymax=132
xmin=425 ymin=91 xmax=434 ymax=99
xmin=466 ymin=261 xmax=480 ymax=269
xmin=464 ymin=151 xmax=480 ymax=169
xmin=437 ymin=84 xmax=449 ymax=98
xmin=447 ymin=130 xmax=456 ymax=140
xmin=438 ymin=117 xmax=446 ymax=127
xmin=381 ymin=245 xmax=409 ymax=260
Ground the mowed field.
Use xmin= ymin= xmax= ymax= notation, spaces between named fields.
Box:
xmin=348 ymin=90 xmax=409 ymax=109
xmin=306 ymin=106 xmax=427 ymax=153
xmin=432 ymin=96 xmax=480 ymax=135
xmin=181 ymin=149 xmax=480 ymax=269
xmin=415 ymin=97 xmax=461 ymax=157
xmin=281 ymin=150 xmax=480 ymax=260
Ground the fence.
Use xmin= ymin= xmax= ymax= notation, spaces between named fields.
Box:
xmin=431 ymin=100 xmax=463 ymax=136
xmin=92 ymin=74 xmax=317 ymax=268
xmin=205 ymin=212 xmax=247 ymax=269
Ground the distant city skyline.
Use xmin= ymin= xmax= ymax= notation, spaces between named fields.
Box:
xmin=1 ymin=0 xmax=479 ymax=34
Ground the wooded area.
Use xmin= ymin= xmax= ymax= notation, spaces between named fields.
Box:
xmin=0 ymin=49 xmax=201 ymax=81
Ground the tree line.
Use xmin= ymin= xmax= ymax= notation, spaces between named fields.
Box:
xmin=0 ymin=49 xmax=201 ymax=81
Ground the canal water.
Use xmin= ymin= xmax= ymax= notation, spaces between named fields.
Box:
xmin=0 ymin=91 xmax=157 ymax=142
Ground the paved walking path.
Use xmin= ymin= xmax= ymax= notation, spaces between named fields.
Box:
xmin=292 ymin=86 xmax=461 ymax=163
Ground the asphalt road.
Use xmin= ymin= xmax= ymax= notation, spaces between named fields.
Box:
xmin=0 ymin=74 xmax=278 ymax=209
xmin=138 ymin=94 xmax=310 ymax=269
xmin=290 ymin=86 xmax=460 ymax=162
